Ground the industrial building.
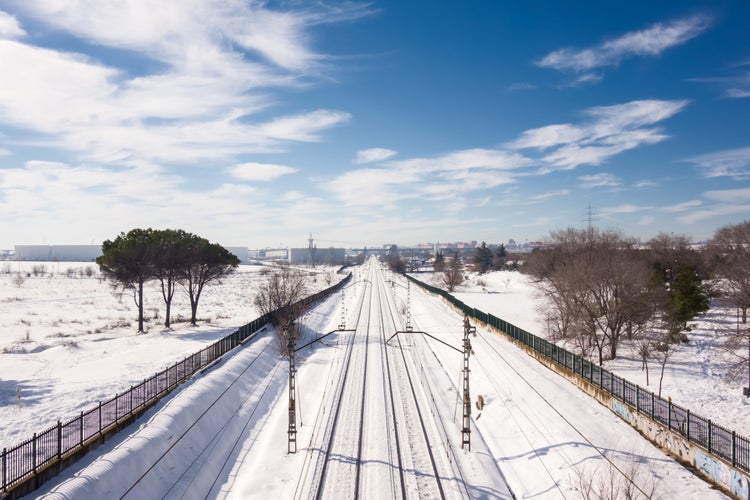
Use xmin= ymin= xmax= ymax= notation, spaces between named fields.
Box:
xmin=14 ymin=245 xmax=102 ymax=262
xmin=13 ymin=245 xmax=250 ymax=263
xmin=288 ymin=247 xmax=345 ymax=266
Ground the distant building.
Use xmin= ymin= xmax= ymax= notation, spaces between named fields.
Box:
xmin=14 ymin=244 xmax=250 ymax=263
xmin=14 ymin=245 xmax=101 ymax=262
xmin=289 ymin=247 xmax=345 ymax=266
xmin=224 ymin=247 xmax=250 ymax=264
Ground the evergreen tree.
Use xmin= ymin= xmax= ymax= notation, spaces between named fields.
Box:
xmin=97 ymin=228 xmax=159 ymax=333
xmin=664 ymin=264 xmax=710 ymax=341
xmin=492 ymin=243 xmax=507 ymax=270
xmin=473 ymin=241 xmax=493 ymax=274
xmin=181 ymin=236 xmax=240 ymax=325
xmin=433 ymin=250 xmax=446 ymax=272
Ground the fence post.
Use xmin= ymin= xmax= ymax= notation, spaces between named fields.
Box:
xmin=668 ymin=400 xmax=672 ymax=431
xmin=115 ymin=393 xmax=119 ymax=423
xmin=732 ymin=431 xmax=736 ymax=467
xmin=708 ymin=419 xmax=712 ymax=453
xmin=33 ymin=433 xmax=37 ymax=474
xmin=686 ymin=410 xmax=690 ymax=440
xmin=636 ymin=386 xmax=640 ymax=413
xmin=651 ymin=392 xmax=654 ymax=420
xmin=98 ymin=402 xmax=102 ymax=436
xmin=2 ymin=447 xmax=6 ymax=492
xmin=130 ymin=386 xmax=133 ymax=415
xmin=57 ymin=420 xmax=62 ymax=460
xmin=80 ymin=411 xmax=83 ymax=446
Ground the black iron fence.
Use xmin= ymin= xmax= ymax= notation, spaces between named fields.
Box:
xmin=1 ymin=272 xmax=351 ymax=496
xmin=406 ymin=274 xmax=750 ymax=474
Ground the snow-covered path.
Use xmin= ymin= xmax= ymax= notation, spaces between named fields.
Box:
xmin=35 ymin=261 xmax=729 ymax=499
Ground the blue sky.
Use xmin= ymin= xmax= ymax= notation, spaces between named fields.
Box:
xmin=0 ymin=1 xmax=748 ymax=249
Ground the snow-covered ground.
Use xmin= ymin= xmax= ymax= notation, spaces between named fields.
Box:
xmin=30 ymin=261 xmax=730 ymax=499
xmin=435 ymin=270 xmax=750 ymax=440
xmin=0 ymin=262 xmax=343 ymax=448
xmin=0 ymin=262 xmax=743 ymax=498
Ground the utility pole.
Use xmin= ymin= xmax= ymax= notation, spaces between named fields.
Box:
xmin=286 ymin=323 xmax=297 ymax=453
xmin=405 ymin=280 xmax=413 ymax=332
xmin=462 ymin=315 xmax=475 ymax=450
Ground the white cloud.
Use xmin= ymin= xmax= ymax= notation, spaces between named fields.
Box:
xmin=703 ymin=187 xmax=750 ymax=203
xmin=578 ymin=173 xmax=620 ymax=188
xmin=510 ymin=99 xmax=687 ymax=171
xmin=677 ymin=204 xmax=750 ymax=224
xmin=684 ymin=146 xmax=750 ymax=179
xmin=227 ymin=162 xmax=298 ymax=182
xmin=0 ymin=9 xmax=25 ymax=39
xmin=354 ymin=148 xmax=397 ymax=164
xmin=662 ymin=200 xmax=702 ymax=212
xmin=603 ymin=204 xmax=652 ymax=214
xmin=537 ymin=15 xmax=711 ymax=73
xmin=0 ymin=3 xmax=364 ymax=166
xmin=327 ymin=148 xmax=526 ymax=208
xmin=529 ymin=190 xmax=570 ymax=202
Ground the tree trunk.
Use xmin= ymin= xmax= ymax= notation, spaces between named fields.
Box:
xmin=165 ymin=300 xmax=171 ymax=328
xmin=137 ymin=280 xmax=144 ymax=333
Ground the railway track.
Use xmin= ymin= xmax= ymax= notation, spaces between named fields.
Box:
xmin=299 ymin=260 xmax=458 ymax=499
xmin=405 ymin=277 xmax=661 ymax=499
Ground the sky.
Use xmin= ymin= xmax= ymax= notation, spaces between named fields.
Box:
xmin=0 ymin=0 xmax=749 ymax=249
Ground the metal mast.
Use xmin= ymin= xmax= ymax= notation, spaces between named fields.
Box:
xmin=286 ymin=323 xmax=297 ymax=453
xmin=462 ymin=314 xmax=475 ymax=450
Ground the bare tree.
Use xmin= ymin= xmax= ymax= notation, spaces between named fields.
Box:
xmin=526 ymin=227 xmax=654 ymax=365
xmin=254 ymin=265 xmax=309 ymax=354
xmin=706 ymin=220 xmax=750 ymax=323
xmin=443 ymin=251 xmax=464 ymax=292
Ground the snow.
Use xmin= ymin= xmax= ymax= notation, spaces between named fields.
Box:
xmin=0 ymin=262 xmax=342 ymax=448
xmin=448 ymin=270 xmax=750 ymax=440
xmin=0 ymin=262 xmax=740 ymax=498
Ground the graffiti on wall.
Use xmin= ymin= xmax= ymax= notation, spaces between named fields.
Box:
xmin=694 ymin=450 xmax=750 ymax=500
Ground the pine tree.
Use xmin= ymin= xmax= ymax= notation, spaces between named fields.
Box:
xmin=664 ymin=264 xmax=709 ymax=342
xmin=473 ymin=242 xmax=492 ymax=274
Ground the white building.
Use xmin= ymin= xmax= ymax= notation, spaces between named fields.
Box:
xmin=14 ymin=245 xmax=101 ymax=262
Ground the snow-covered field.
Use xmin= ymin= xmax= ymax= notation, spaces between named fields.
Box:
xmin=0 ymin=262 xmax=745 ymax=498
xmin=0 ymin=262 xmax=343 ymax=449
xmin=437 ymin=270 xmax=750 ymax=440
xmin=30 ymin=261 xmax=731 ymax=499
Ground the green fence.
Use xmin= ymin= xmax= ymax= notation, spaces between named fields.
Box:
xmin=2 ymin=272 xmax=351 ymax=498
xmin=406 ymin=274 xmax=750 ymax=475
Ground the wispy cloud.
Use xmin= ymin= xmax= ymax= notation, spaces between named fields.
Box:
xmin=703 ymin=187 xmax=750 ymax=203
xmin=674 ymin=188 xmax=749 ymax=224
xmin=327 ymin=148 xmax=527 ymax=207
xmin=662 ymin=200 xmax=702 ymax=213
xmin=354 ymin=148 xmax=397 ymax=164
xmin=508 ymin=99 xmax=688 ymax=170
xmin=684 ymin=146 xmax=750 ymax=179
xmin=0 ymin=2 xmax=365 ymax=166
xmin=227 ymin=162 xmax=298 ymax=182
xmin=578 ymin=173 xmax=620 ymax=189
xmin=689 ymin=61 xmax=750 ymax=99
xmin=537 ymin=15 xmax=711 ymax=77
xmin=603 ymin=204 xmax=652 ymax=214
xmin=529 ymin=190 xmax=570 ymax=202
